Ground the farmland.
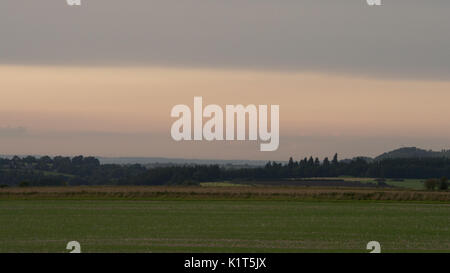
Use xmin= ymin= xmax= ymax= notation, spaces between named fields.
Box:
xmin=0 ymin=182 xmax=450 ymax=203
xmin=0 ymin=186 xmax=449 ymax=253
xmin=1 ymin=185 xmax=449 ymax=202
xmin=202 ymin=177 xmax=426 ymax=190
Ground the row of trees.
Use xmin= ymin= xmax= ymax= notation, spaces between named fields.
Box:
xmin=1 ymin=155 xmax=450 ymax=189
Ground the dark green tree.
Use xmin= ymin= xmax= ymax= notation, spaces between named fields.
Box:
xmin=288 ymin=157 xmax=294 ymax=169
xmin=332 ymin=153 xmax=339 ymax=165
xmin=439 ymin=177 xmax=448 ymax=190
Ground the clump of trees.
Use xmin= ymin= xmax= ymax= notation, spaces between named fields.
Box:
xmin=425 ymin=179 xmax=438 ymax=190
xmin=424 ymin=177 xmax=448 ymax=191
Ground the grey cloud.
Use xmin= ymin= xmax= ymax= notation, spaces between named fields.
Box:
xmin=1 ymin=0 xmax=449 ymax=80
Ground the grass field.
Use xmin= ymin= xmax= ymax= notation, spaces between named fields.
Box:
xmin=0 ymin=198 xmax=449 ymax=253
xmin=338 ymin=177 xmax=425 ymax=190
xmin=201 ymin=177 xmax=426 ymax=190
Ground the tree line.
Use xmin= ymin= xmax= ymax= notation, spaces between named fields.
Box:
xmin=1 ymin=154 xmax=450 ymax=189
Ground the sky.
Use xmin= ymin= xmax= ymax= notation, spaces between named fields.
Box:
xmin=1 ymin=1 xmax=450 ymax=160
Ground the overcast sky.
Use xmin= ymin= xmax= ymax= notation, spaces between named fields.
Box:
xmin=1 ymin=0 xmax=450 ymax=80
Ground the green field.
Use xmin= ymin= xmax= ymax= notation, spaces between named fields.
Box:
xmin=201 ymin=177 xmax=426 ymax=190
xmin=293 ymin=177 xmax=426 ymax=190
xmin=0 ymin=199 xmax=448 ymax=253
xmin=339 ymin=177 xmax=425 ymax=190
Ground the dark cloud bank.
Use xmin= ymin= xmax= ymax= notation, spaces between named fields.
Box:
xmin=1 ymin=0 xmax=449 ymax=80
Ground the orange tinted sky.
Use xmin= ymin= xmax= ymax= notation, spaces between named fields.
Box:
xmin=1 ymin=65 xmax=450 ymax=160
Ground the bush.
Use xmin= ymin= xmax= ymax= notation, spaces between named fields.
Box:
xmin=439 ymin=177 xmax=448 ymax=190
xmin=18 ymin=181 xmax=30 ymax=187
xmin=424 ymin=179 xmax=438 ymax=190
xmin=0 ymin=184 xmax=8 ymax=188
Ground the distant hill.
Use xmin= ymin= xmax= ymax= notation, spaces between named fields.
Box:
xmin=4 ymin=147 xmax=450 ymax=165
xmin=375 ymin=147 xmax=450 ymax=160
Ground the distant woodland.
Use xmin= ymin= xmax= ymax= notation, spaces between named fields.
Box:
xmin=1 ymin=147 xmax=450 ymax=188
